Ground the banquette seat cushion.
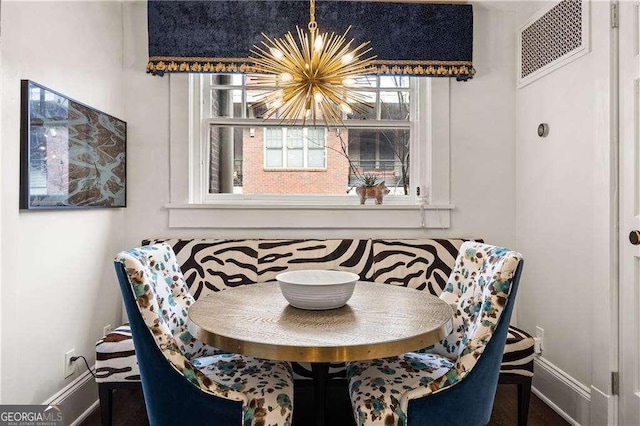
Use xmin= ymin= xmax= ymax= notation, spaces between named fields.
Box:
xmin=95 ymin=325 xmax=139 ymax=383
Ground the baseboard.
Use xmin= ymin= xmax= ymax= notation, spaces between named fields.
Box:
xmin=43 ymin=366 xmax=98 ymax=425
xmin=69 ymin=400 xmax=99 ymax=426
xmin=532 ymin=356 xmax=591 ymax=425
xmin=589 ymin=385 xmax=615 ymax=425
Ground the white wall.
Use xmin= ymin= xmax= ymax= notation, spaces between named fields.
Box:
xmin=514 ymin=1 xmax=615 ymax=423
xmin=122 ymin=2 xmax=517 ymax=248
xmin=449 ymin=3 xmax=517 ymax=245
xmin=0 ymin=0 xmax=125 ymax=404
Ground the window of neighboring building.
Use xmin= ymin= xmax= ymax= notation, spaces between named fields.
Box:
xmin=264 ymin=127 xmax=327 ymax=169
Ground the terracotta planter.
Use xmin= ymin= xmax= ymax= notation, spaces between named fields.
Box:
xmin=356 ymin=182 xmax=390 ymax=205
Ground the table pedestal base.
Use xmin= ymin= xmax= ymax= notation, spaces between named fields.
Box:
xmin=311 ymin=362 xmax=330 ymax=426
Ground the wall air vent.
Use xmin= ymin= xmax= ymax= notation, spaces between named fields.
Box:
xmin=518 ymin=0 xmax=590 ymax=88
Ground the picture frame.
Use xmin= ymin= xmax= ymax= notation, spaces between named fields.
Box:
xmin=19 ymin=80 xmax=127 ymax=209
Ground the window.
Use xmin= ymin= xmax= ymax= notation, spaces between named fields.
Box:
xmin=264 ymin=127 xmax=326 ymax=169
xmin=192 ymin=74 xmax=429 ymax=203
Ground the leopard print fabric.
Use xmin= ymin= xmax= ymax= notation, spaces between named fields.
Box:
xmin=346 ymin=242 xmax=522 ymax=426
xmin=116 ymin=243 xmax=294 ymax=426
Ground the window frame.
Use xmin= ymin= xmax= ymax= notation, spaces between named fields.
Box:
xmin=171 ymin=73 xmax=452 ymax=229
xmin=190 ymin=74 xmax=429 ymax=205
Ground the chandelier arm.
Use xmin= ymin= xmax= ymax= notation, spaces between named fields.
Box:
xmin=332 ymin=38 xmax=356 ymax=61
xmin=259 ymin=90 xmax=283 ymax=105
xmin=320 ymin=85 xmax=348 ymax=107
xmin=278 ymin=86 xmax=310 ymax=120
xmin=345 ymin=44 xmax=376 ymax=63
xmin=320 ymin=41 xmax=357 ymax=82
xmin=333 ymin=62 xmax=375 ymax=78
xmin=307 ymin=30 xmax=323 ymax=72
xmin=316 ymin=100 xmax=332 ymax=126
xmin=255 ymin=32 xmax=300 ymax=73
xmin=258 ymin=91 xmax=284 ymax=119
xmin=330 ymin=39 xmax=360 ymax=68
xmin=318 ymin=29 xmax=347 ymax=65
xmin=251 ymin=44 xmax=278 ymax=61
xmin=330 ymin=45 xmax=374 ymax=74
xmin=320 ymin=99 xmax=343 ymax=127
xmin=283 ymin=30 xmax=307 ymax=67
xmin=317 ymin=103 xmax=331 ymax=127
xmin=315 ymin=33 xmax=343 ymax=73
xmin=296 ymin=27 xmax=313 ymax=76
xmin=303 ymin=83 xmax=315 ymax=114
xmin=256 ymin=39 xmax=298 ymax=71
xmin=252 ymin=44 xmax=289 ymax=69
xmin=260 ymin=39 xmax=299 ymax=75
xmin=315 ymin=85 xmax=347 ymax=113
xmin=281 ymin=84 xmax=309 ymax=103
xmin=250 ymin=56 xmax=286 ymax=75
xmin=289 ymin=92 xmax=310 ymax=123
xmin=298 ymin=30 xmax=317 ymax=77
xmin=319 ymin=83 xmax=372 ymax=115
xmin=330 ymin=30 xmax=348 ymax=50
xmin=260 ymin=32 xmax=295 ymax=66
xmin=332 ymin=54 xmax=376 ymax=76
xmin=334 ymin=90 xmax=371 ymax=107
xmin=278 ymin=98 xmax=301 ymax=122
xmin=258 ymin=32 xmax=277 ymax=46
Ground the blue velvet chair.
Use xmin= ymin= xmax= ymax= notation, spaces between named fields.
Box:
xmin=346 ymin=242 xmax=524 ymax=426
xmin=114 ymin=243 xmax=294 ymax=426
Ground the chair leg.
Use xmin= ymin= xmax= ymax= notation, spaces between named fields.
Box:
xmin=517 ymin=377 xmax=532 ymax=426
xmin=98 ymin=385 xmax=113 ymax=426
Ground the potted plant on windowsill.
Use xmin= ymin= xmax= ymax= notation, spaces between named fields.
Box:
xmin=355 ymin=173 xmax=390 ymax=205
xmin=328 ymin=131 xmax=394 ymax=205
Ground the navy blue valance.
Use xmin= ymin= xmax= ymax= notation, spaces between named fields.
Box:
xmin=147 ymin=0 xmax=474 ymax=80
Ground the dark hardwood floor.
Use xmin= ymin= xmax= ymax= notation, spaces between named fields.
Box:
xmin=80 ymin=381 xmax=570 ymax=426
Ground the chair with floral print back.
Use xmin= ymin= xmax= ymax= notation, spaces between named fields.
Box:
xmin=114 ymin=243 xmax=294 ymax=426
xmin=346 ymin=241 xmax=523 ymax=426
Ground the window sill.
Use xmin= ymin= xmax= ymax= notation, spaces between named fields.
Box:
xmin=165 ymin=203 xmax=453 ymax=229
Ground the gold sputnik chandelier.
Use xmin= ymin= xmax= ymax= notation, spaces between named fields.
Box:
xmin=249 ymin=0 xmax=376 ymax=125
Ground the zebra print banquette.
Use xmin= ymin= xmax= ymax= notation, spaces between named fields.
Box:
xmin=96 ymin=238 xmax=534 ymax=386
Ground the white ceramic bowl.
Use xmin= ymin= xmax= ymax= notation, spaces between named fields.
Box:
xmin=276 ymin=270 xmax=360 ymax=310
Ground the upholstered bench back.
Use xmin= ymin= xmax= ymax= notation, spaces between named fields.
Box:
xmin=142 ymin=238 xmax=469 ymax=300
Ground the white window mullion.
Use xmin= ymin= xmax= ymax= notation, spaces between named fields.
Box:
xmin=241 ymin=76 xmax=247 ymax=119
xmin=410 ymin=77 xmax=424 ymax=201
xmin=282 ymin=128 xmax=287 ymax=168
xmin=190 ymin=75 xmax=205 ymax=203
xmin=303 ymin=128 xmax=308 ymax=168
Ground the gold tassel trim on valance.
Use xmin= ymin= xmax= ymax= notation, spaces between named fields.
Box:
xmin=146 ymin=56 xmax=475 ymax=79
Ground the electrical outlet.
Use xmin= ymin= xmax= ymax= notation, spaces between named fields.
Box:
xmin=534 ymin=326 xmax=544 ymax=354
xmin=103 ymin=324 xmax=113 ymax=336
xmin=64 ymin=349 xmax=76 ymax=378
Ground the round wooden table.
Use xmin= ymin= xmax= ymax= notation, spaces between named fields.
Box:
xmin=188 ymin=281 xmax=453 ymax=425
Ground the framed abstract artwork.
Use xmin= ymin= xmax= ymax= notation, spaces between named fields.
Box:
xmin=20 ymin=80 xmax=126 ymax=209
